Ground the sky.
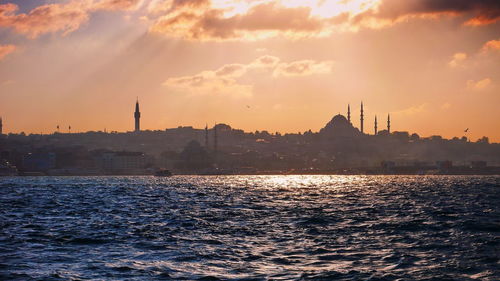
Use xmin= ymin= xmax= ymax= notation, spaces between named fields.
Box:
xmin=0 ymin=0 xmax=499 ymax=141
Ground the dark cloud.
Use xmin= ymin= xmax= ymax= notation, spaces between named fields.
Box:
xmin=171 ymin=0 xmax=210 ymax=9
xmin=94 ymin=0 xmax=142 ymax=11
xmin=376 ymin=0 xmax=500 ymax=25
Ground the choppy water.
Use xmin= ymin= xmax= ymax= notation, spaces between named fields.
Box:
xmin=0 ymin=176 xmax=499 ymax=280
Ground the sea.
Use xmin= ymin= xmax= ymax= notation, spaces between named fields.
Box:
xmin=0 ymin=175 xmax=499 ymax=280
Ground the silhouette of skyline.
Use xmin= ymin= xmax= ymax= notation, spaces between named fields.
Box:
xmin=0 ymin=98 xmax=496 ymax=146
xmin=117 ymin=99 xmax=487 ymax=143
xmin=3 ymin=98 xmax=498 ymax=176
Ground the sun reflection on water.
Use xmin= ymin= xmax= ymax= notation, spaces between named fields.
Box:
xmin=0 ymin=175 xmax=498 ymax=280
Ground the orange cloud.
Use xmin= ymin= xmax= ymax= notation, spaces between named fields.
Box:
xmin=163 ymin=68 xmax=253 ymax=98
xmin=148 ymin=0 xmax=500 ymax=41
xmin=482 ymin=39 xmax=500 ymax=52
xmin=147 ymin=0 xmax=210 ymax=16
xmin=92 ymin=0 xmax=144 ymax=11
xmin=214 ymin=64 xmax=247 ymax=77
xmin=467 ymin=78 xmax=492 ymax=90
xmin=163 ymin=55 xmax=333 ymax=96
xmin=150 ymin=2 xmax=326 ymax=41
xmin=464 ymin=15 xmax=500 ymax=26
xmin=0 ymin=44 xmax=15 ymax=60
xmin=250 ymin=55 xmax=280 ymax=68
xmin=4 ymin=0 xmax=497 ymax=41
xmin=0 ymin=2 xmax=90 ymax=38
xmin=394 ymin=103 xmax=428 ymax=116
xmin=448 ymin=52 xmax=467 ymax=68
xmin=273 ymin=60 xmax=334 ymax=77
xmin=0 ymin=0 xmax=143 ymax=38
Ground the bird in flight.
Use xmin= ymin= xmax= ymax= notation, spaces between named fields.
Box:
xmin=464 ymin=128 xmax=469 ymax=133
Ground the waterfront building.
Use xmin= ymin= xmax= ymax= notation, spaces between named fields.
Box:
xmin=100 ymin=151 xmax=149 ymax=171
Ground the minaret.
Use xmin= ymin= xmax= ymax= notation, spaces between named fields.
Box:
xmin=360 ymin=102 xmax=364 ymax=134
xmin=347 ymin=104 xmax=351 ymax=123
xmin=134 ymin=98 xmax=141 ymax=132
xmin=387 ymin=114 xmax=391 ymax=133
xmin=374 ymin=115 xmax=378 ymax=135
xmin=205 ymin=124 xmax=209 ymax=148
xmin=0 ymin=117 xmax=2 ymax=135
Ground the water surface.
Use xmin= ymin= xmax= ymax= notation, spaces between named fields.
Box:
xmin=1 ymin=175 xmax=499 ymax=280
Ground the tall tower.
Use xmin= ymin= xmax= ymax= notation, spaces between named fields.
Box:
xmin=0 ymin=117 xmax=2 ymax=135
xmin=134 ymin=99 xmax=141 ymax=132
xmin=374 ymin=115 xmax=378 ymax=135
xmin=347 ymin=104 xmax=351 ymax=123
xmin=360 ymin=102 xmax=364 ymax=134
xmin=387 ymin=114 xmax=391 ymax=133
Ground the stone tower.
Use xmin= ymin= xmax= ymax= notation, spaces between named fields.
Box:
xmin=134 ymin=99 xmax=141 ymax=132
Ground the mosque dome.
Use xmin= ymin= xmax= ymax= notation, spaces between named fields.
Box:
xmin=320 ymin=114 xmax=360 ymax=137
xmin=330 ymin=114 xmax=349 ymax=125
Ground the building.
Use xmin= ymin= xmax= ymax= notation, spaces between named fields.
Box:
xmin=22 ymin=152 xmax=56 ymax=172
xmin=320 ymin=103 xmax=390 ymax=137
xmin=0 ymin=159 xmax=18 ymax=176
xmin=99 ymin=151 xmax=150 ymax=173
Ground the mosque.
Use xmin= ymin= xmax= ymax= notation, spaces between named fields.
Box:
xmin=320 ymin=102 xmax=391 ymax=137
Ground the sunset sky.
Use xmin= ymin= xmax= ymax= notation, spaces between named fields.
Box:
xmin=0 ymin=0 xmax=499 ymax=141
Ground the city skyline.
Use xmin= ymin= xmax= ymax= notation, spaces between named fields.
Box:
xmin=0 ymin=98 xmax=496 ymax=143
xmin=0 ymin=0 xmax=499 ymax=141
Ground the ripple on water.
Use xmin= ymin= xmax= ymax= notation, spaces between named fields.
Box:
xmin=0 ymin=175 xmax=499 ymax=280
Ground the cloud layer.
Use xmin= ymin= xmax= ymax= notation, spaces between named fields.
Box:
xmin=370 ymin=0 xmax=500 ymax=26
xmin=0 ymin=0 xmax=143 ymax=38
xmin=482 ymin=39 xmax=500 ymax=52
xmin=467 ymin=78 xmax=492 ymax=90
xmin=163 ymin=55 xmax=334 ymax=97
xmin=149 ymin=0 xmax=500 ymax=41
xmin=150 ymin=1 xmax=328 ymax=40
xmin=0 ymin=2 xmax=90 ymax=38
xmin=1 ymin=0 xmax=499 ymax=40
